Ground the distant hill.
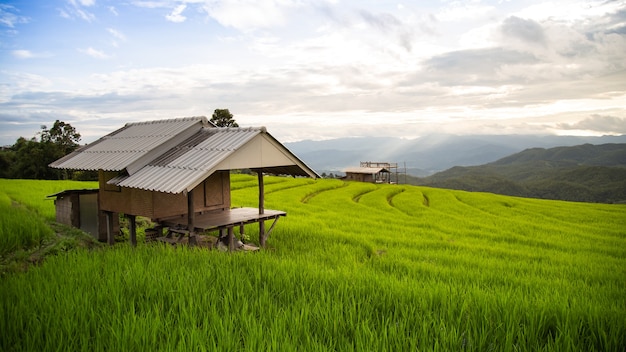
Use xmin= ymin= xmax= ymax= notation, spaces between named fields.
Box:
xmin=417 ymin=143 xmax=626 ymax=203
xmin=286 ymin=134 xmax=626 ymax=177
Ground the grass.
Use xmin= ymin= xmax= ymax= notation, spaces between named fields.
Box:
xmin=0 ymin=179 xmax=102 ymax=275
xmin=0 ymin=175 xmax=625 ymax=351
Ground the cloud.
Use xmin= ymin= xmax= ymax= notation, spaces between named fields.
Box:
xmin=2 ymin=0 xmax=626 ymax=146
xmin=10 ymin=50 xmax=53 ymax=59
xmin=358 ymin=10 xmax=416 ymax=51
xmin=12 ymin=50 xmax=34 ymax=59
xmin=79 ymin=47 xmax=110 ymax=59
xmin=0 ymin=4 xmax=29 ymax=28
xmin=557 ymin=114 xmax=626 ymax=134
xmin=70 ymin=0 xmax=95 ymax=6
xmin=436 ymin=2 xmax=495 ymax=22
xmin=203 ymin=0 xmax=298 ymax=31
xmin=420 ymin=47 xmax=540 ymax=85
xmin=109 ymin=6 xmax=119 ymax=16
xmin=61 ymin=0 xmax=96 ymax=22
xmin=106 ymin=27 xmax=126 ymax=47
xmin=501 ymin=16 xmax=546 ymax=45
xmin=166 ymin=4 xmax=187 ymax=22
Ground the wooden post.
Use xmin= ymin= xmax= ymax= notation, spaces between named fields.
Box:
xmin=187 ymin=189 xmax=197 ymax=246
xmin=106 ymin=211 xmax=114 ymax=246
xmin=128 ymin=214 xmax=137 ymax=247
xmin=257 ymin=171 xmax=265 ymax=215
xmin=228 ymin=226 xmax=235 ymax=252
xmin=257 ymin=171 xmax=267 ymax=247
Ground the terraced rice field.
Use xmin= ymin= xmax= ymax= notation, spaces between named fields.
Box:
xmin=1 ymin=175 xmax=625 ymax=351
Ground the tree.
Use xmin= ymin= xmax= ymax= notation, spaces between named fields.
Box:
xmin=2 ymin=120 xmax=82 ymax=180
xmin=210 ymin=109 xmax=239 ymax=127
xmin=9 ymin=137 xmax=57 ymax=179
xmin=40 ymin=120 xmax=81 ymax=155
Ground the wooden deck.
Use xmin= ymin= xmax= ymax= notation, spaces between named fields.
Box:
xmin=156 ymin=207 xmax=285 ymax=250
xmin=159 ymin=207 xmax=286 ymax=231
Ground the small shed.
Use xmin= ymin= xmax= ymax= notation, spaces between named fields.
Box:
xmin=344 ymin=167 xmax=391 ymax=183
xmin=49 ymin=116 xmax=319 ymax=248
xmin=47 ymin=188 xmax=118 ymax=241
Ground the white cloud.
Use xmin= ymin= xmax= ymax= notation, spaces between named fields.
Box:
xmin=10 ymin=50 xmax=52 ymax=59
xmin=131 ymin=1 xmax=168 ymax=9
xmin=203 ymin=0 xmax=298 ymax=31
xmin=12 ymin=50 xmax=34 ymax=59
xmin=0 ymin=4 xmax=29 ymax=28
xmin=166 ymin=4 xmax=187 ymax=22
xmin=62 ymin=0 xmax=96 ymax=22
xmin=70 ymin=0 xmax=96 ymax=6
xmin=436 ymin=2 xmax=496 ymax=22
xmin=79 ymin=47 xmax=110 ymax=59
xmin=107 ymin=28 xmax=126 ymax=47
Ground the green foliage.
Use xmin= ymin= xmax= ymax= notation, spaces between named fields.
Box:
xmin=0 ymin=192 xmax=52 ymax=257
xmin=419 ymin=143 xmax=626 ymax=203
xmin=39 ymin=120 xmax=81 ymax=155
xmin=210 ymin=108 xmax=239 ymax=127
xmin=0 ymin=180 xmax=102 ymax=275
xmin=0 ymin=120 xmax=82 ymax=180
xmin=0 ymin=176 xmax=625 ymax=351
xmin=0 ymin=179 xmax=98 ymax=221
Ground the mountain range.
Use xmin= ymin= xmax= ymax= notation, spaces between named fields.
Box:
xmin=286 ymin=134 xmax=626 ymax=176
xmin=417 ymin=143 xmax=626 ymax=203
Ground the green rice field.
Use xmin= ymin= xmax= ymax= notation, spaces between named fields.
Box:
xmin=0 ymin=176 xmax=625 ymax=351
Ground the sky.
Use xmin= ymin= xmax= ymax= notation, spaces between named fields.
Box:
xmin=1 ymin=0 xmax=625 ymax=145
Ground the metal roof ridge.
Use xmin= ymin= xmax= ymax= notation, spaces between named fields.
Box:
xmin=204 ymin=126 xmax=265 ymax=132
xmin=125 ymin=116 xmax=208 ymax=127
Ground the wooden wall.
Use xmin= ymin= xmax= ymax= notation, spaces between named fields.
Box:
xmin=55 ymin=194 xmax=79 ymax=228
xmin=99 ymin=170 xmax=231 ymax=220
xmin=345 ymin=172 xmax=375 ymax=183
xmin=53 ymin=191 xmax=118 ymax=241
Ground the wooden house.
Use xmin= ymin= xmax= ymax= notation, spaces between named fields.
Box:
xmin=344 ymin=166 xmax=391 ymax=183
xmin=50 ymin=117 xmax=319 ymax=249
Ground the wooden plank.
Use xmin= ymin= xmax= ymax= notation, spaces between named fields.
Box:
xmin=160 ymin=208 xmax=285 ymax=231
xmin=169 ymin=228 xmax=189 ymax=234
xmin=157 ymin=237 xmax=178 ymax=245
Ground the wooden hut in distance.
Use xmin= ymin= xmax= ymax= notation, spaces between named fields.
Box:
xmin=344 ymin=166 xmax=391 ymax=183
xmin=50 ymin=117 xmax=319 ymax=249
xmin=344 ymin=161 xmax=402 ymax=184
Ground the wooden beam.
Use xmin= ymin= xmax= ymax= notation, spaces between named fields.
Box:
xmin=128 ymin=214 xmax=137 ymax=247
xmin=257 ymin=171 xmax=265 ymax=214
xmin=265 ymin=216 xmax=280 ymax=239
xmin=257 ymin=170 xmax=266 ymax=247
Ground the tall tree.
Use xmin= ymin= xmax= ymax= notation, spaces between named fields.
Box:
xmin=210 ymin=109 xmax=239 ymax=127
xmin=40 ymin=120 xmax=81 ymax=155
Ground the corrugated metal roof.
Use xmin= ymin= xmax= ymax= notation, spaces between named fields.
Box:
xmin=51 ymin=117 xmax=319 ymax=194
xmin=111 ymin=127 xmax=262 ymax=193
xmin=49 ymin=117 xmax=207 ymax=171
xmin=344 ymin=167 xmax=390 ymax=174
